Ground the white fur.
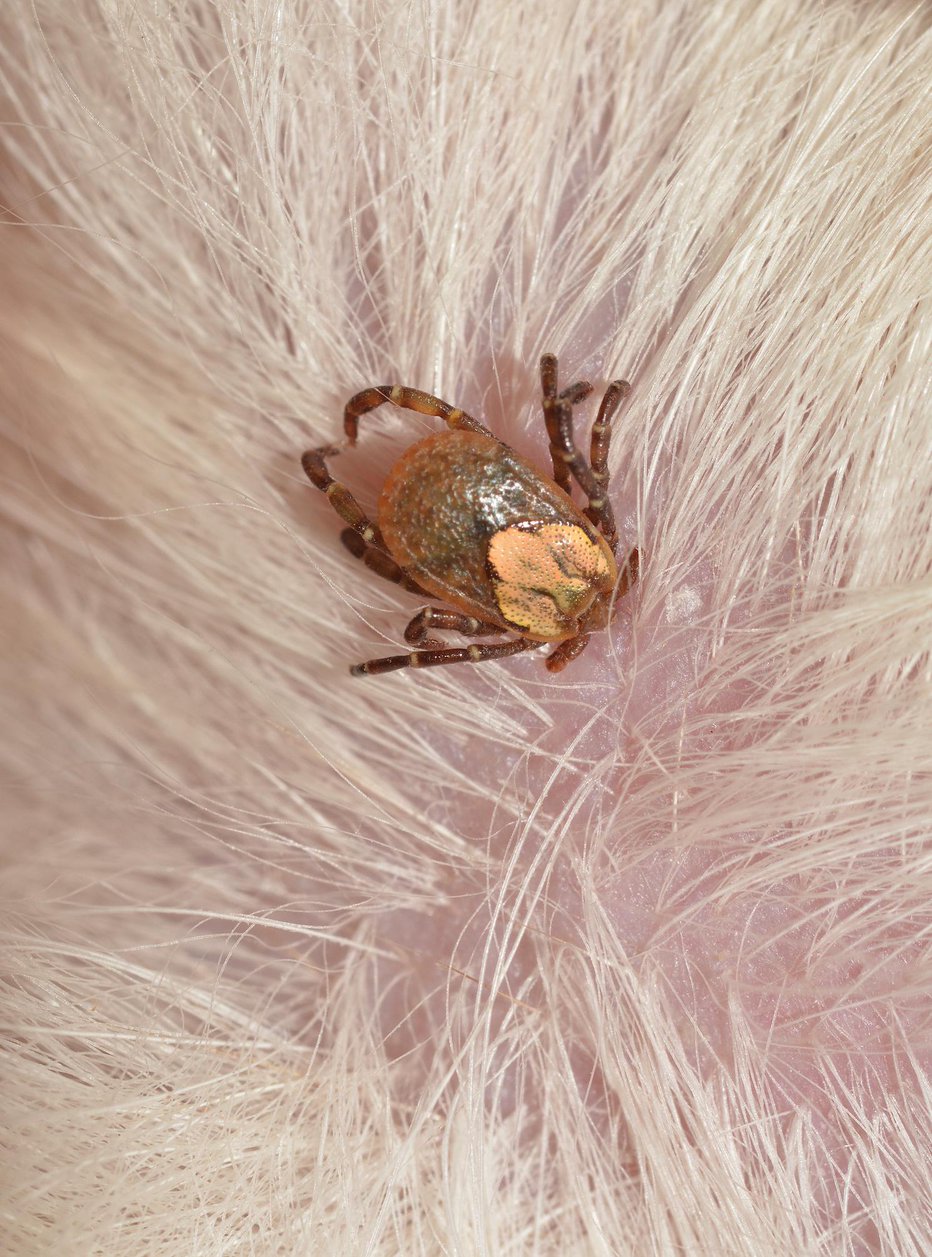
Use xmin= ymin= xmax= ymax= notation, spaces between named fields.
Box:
xmin=1 ymin=1 xmax=930 ymax=1253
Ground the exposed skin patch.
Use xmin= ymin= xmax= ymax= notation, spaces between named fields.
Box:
xmin=488 ymin=522 xmax=612 ymax=637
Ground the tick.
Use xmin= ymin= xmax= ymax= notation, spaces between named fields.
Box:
xmin=302 ymin=353 xmax=639 ymax=676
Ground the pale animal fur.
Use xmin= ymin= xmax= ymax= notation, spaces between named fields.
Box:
xmin=1 ymin=2 xmax=930 ymax=1254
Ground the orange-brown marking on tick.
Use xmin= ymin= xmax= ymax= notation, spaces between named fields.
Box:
xmin=488 ymin=522 xmax=614 ymax=638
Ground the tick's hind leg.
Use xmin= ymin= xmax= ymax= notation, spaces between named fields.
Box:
xmin=403 ymin=607 xmax=505 ymax=649
xmin=302 ymin=447 xmax=385 ymax=548
xmin=351 ymin=636 xmax=534 ymax=677
xmin=344 ymin=385 xmax=492 ymax=443
xmin=340 ymin=530 xmax=428 ymax=596
xmin=304 ymin=448 xmax=431 ymax=593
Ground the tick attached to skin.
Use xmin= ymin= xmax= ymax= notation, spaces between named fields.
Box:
xmin=302 ymin=354 xmax=640 ymax=676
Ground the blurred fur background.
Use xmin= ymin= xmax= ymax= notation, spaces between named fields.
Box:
xmin=2 ymin=2 xmax=930 ymax=1253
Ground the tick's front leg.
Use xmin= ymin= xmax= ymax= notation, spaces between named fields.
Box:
xmin=540 ymin=353 xmax=630 ymax=553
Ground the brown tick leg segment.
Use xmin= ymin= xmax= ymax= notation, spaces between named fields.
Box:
xmin=559 ymin=380 xmax=593 ymax=405
xmin=545 ymin=633 xmax=591 ymax=673
xmin=403 ymin=607 xmax=504 ymax=646
xmin=540 ymin=353 xmax=572 ymax=495
xmin=541 ymin=353 xmax=622 ymax=551
xmin=343 ymin=386 xmax=492 ymax=444
xmin=544 ymin=549 xmax=639 ymax=674
xmin=350 ymin=637 xmax=534 ymax=677
xmin=584 ymin=378 xmax=630 ymax=548
xmin=340 ymin=530 xmax=428 ymax=596
xmin=616 ymin=546 xmax=640 ymax=598
xmin=540 ymin=353 xmax=604 ymax=505
xmin=301 ymin=447 xmax=385 ymax=547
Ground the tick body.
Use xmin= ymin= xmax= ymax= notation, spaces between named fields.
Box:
xmin=302 ymin=355 xmax=639 ymax=676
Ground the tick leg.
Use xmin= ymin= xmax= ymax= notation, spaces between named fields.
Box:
xmin=344 ymin=386 xmax=492 ymax=443
xmin=404 ymin=607 xmax=504 ymax=647
xmin=545 ymin=634 xmax=591 ymax=673
xmin=541 ymin=353 xmax=625 ymax=551
xmin=302 ymin=447 xmax=386 ymax=547
xmin=540 ymin=352 xmax=605 ymax=510
xmin=350 ymin=637 xmax=534 ymax=677
xmin=584 ymin=379 xmax=630 ymax=547
xmin=615 ymin=546 xmax=640 ymax=599
xmin=340 ymin=530 xmax=428 ymax=596
xmin=560 ymin=380 xmax=593 ymax=405
xmin=540 ymin=353 xmax=572 ymax=495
